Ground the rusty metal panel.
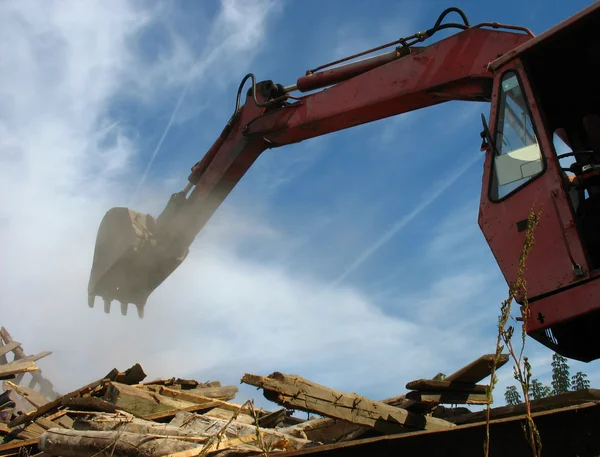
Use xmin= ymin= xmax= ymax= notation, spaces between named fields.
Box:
xmin=278 ymin=402 xmax=600 ymax=457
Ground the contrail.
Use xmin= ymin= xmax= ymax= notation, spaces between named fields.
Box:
xmin=129 ymin=83 xmax=190 ymax=205
xmin=330 ymin=153 xmax=482 ymax=288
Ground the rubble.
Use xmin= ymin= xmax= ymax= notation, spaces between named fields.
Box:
xmin=2 ymin=328 xmax=600 ymax=457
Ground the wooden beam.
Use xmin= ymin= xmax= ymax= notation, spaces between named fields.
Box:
xmin=38 ymin=428 xmax=205 ymax=457
xmin=151 ymin=386 xmax=259 ymax=415
xmin=4 ymin=381 xmax=48 ymax=408
xmin=34 ymin=417 xmax=66 ymax=430
xmin=0 ymin=340 xmax=8 ymax=366
xmin=0 ymin=438 xmax=39 ymax=454
xmin=8 ymin=376 xmax=110 ymax=428
xmin=142 ymin=404 xmax=224 ymax=422
xmin=61 ymin=397 xmax=118 ymax=413
xmin=0 ymin=360 xmax=38 ymax=379
xmin=178 ymin=385 xmax=238 ymax=401
xmin=445 ymin=354 xmax=509 ymax=383
xmin=14 ymin=352 xmax=52 ymax=364
xmin=241 ymin=372 xmax=454 ymax=434
xmin=405 ymin=379 xmax=488 ymax=393
xmin=144 ymin=384 xmax=238 ymax=402
xmin=102 ymin=382 xmax=197 ymax=419
xmin=405 ymin=391 xmax=492 ymax=405
xmin=113 ymin=363 xmax=147 ymax=385
xmin=0 ymin=342 xmax=21 ymax=358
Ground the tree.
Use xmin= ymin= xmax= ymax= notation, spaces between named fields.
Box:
xmin=571 ymin=372 xmax=590 ymax=391
xmin=531 ymin=378 xmax=552 ymax=400
xmin=503 ymin=352 xmax=591 ymax=405
xmin=505 ymin=385 xmax=522 ymax=405
xmin=551 ymin=353 xmax=571 ymax=395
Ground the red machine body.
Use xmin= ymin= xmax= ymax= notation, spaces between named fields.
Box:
xmin=88 ymin=4 xmax=600 ymax=362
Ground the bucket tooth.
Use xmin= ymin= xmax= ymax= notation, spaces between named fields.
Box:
xmin=104 ymin=299 xmax=111 ymax=314
xmin=136 ymin=304 xmax=145 ymax=319
xmin=88 ymin=295 xmax=95 ymax=308
xmin=120 ymin=302 xmax=128 ymax=316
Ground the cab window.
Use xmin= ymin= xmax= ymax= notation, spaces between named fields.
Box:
xmin=490 ymin=71 xmax=543 ymax=201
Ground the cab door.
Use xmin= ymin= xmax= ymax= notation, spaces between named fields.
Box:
xmin=479 ymin=62 xmax=588 ymax=301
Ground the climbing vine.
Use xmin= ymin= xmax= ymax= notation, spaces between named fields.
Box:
xmin=484 ymin=206 xmax=542 ymax=457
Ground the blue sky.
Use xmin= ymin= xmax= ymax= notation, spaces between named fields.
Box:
xmin=1 ymin=0 xmax=598 ymax=414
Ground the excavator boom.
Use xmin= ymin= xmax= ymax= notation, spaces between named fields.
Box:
xmin=88 ymin=10 xmax=533 ymax=317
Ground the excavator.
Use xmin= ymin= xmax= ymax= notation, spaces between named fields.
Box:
xmin=88 ymin=3 xmax=600 ymax=362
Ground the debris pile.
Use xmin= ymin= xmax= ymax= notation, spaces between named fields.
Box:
xmin=2 ymin=327 xmax=600 ymax=457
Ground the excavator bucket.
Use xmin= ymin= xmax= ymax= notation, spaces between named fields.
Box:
xmin=87 ymin=207 xmax=188 ymax=318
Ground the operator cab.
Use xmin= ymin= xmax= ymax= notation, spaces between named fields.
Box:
xmin=479 ymin=3 xmax=600 ymax=362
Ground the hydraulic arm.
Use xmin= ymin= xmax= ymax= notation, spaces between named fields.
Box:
xmin=87 ymin=8 xmax=534 ymax=317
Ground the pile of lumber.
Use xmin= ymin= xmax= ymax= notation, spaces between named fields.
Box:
xmin=0 ymin=354 xmax=514 ymax=457
xmin=0 ymin=327 xmax=56 ymax=404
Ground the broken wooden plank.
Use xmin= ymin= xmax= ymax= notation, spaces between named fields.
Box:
xmin=38 ymin=428 xmax=206 ymax=457
xmin=4 ymin=381 xmax=49 ymax=408
xmin=143 ymin=404 xmax=220 ymax=422
xmin=0 ymin=341 xmax=8 ymax=366
xmin=2 ymin=381 xmax=74 ymax=430
xmin=241 ymin=372 xmax=454 ymax=434
xmin=151 ymin=386 xmax=261 ymax=417
xmin=0 ymin=342 xmax=21 ymax=358
xmin=145 ymin=384 xmax=238 ymax=402
xmin=4 ymin=421 xmax=46 ymax=441
xmin=113 ymin=363 xmax=147 ymax=385
xmin=11 ymin=352 xmax=52 ymax=365
xmin=34 ymin=417 xmax=66 ymax=431
xmin=0 ymin=438 xmax=39 ymax=454
xmin=405 ymin=379 xmax=488 ymax=393
xmin=141 ymin=378 xmax=210 ymax=389
xmin=180 ymin=386 xmax=238 ymax=401
xmin=445 ymin=353 xmax=509 ymax=383
xmin=256 ymin=408 xmax=287 ymax=429
xmin=0 ymin=360 xmax=38 ymax=379
xmin=61 ymin=397 xmax=118 ymax=413
xmin=405 ymin=391 xmax=491 ymax=405
xmin=385 ymin=353 xmax=510 ymax=415
xmin=102 ymin=382 xmax=197 ymax=419
xmin=9 ymin=376 xmax=110 ymax=428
